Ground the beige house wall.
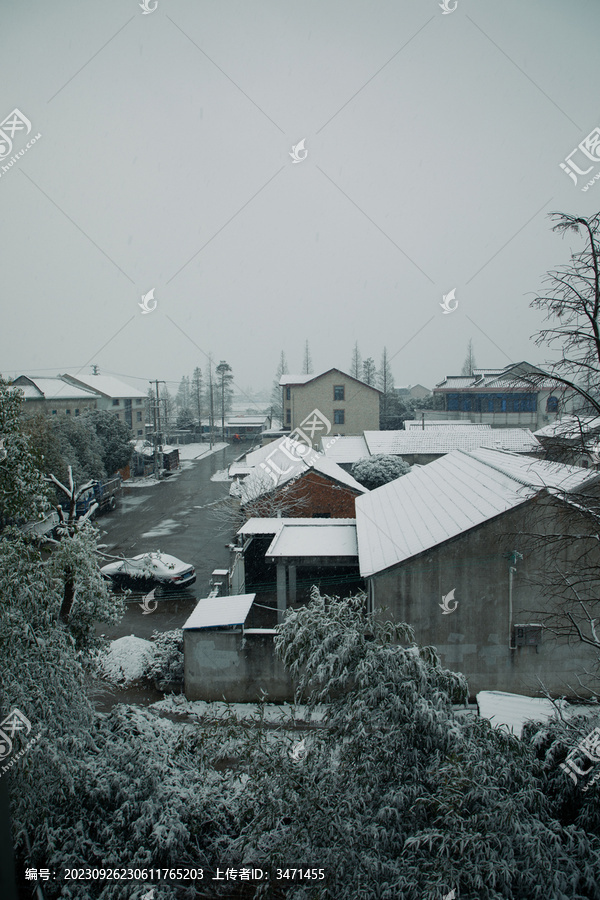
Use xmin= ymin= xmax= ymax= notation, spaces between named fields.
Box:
xmin=284 ymin=370 xmax=379 ymax=446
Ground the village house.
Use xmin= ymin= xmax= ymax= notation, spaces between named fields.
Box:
xmin=355 ymin=448 xmax=600 ymax=698
xmin=233 ymin=436 xmax=368 ymax=520
xmin=62 ymin=372 xmax=148 ymax=437
xmin=280 ymin=368 xmax=381 ymax=445
xmin=433 ymin=362 xmax=576 ymax=431
xmin=534 ymin=415 xmax=600 ymax=468
xmin=12 ymin=375 xmax=99 ymax=417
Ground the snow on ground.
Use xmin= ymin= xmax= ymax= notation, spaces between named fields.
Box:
xmin=101 ymin=635 xmax=154 ymax=684
xmin=151 ymin=694 xmax=326 ymax=724
xmin=175 ymin=442 xmax=228 ymax=461
xmin=211 ymin=469 xmax=232 ymax=482
xmin=141 ymin=518 xmax=181 ymax=539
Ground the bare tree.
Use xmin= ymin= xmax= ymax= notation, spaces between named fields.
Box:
xmin=210 ymin=470 xmax=312 ymax=535
xmin=350 ymin=342 xmax=362 ymax=380
xmin=302 ymin=340 xmax=313 ymax=375
xmin=270 ymin=351 xmax=288 ymax=424
xmin=378 ymin=347 xmax=395 ymax=429
xmin=362 ymin=357 xmax=377 ymax=387
xmin=461 ymin=339 xmax=477 ymax=377
xmin=530 ymin=211 xmax=600 ymax=419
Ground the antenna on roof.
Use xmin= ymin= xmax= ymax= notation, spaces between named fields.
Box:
xmin=91 ymin=365 xmax=99 ymax=375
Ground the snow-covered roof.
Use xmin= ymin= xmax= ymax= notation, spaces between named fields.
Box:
xmin=238 ymin=440 xmax=367 ymax=503
xmin=363 ymin=429 xmax=541 ymax=456
xmin=320 ymin=434 xmax=369 ymax=463
xmin=62 ymin=373 xmax=147 ymax=399
xmin=266 ymin=523 xmax=358 ymax=559
xmin=403 ymin=420 xmax=491 ymax=431
xmin=279 ymin=373 xmax=318 ymax=385
xmin=355 ymin=448 xmax=599 ymax=577
xmin=226 ymin=417 xmax=269 ymax=426
xmin=534 ymin=415 xmax=600 ymax=439
xmin=476 ymin=690 xmax=567 ymax=736
xmin=183 ymin=594 xmax=256 ymax=630
xmin=238 ymin=517 xmax=356 ymax=536
xmin=12 ymin=375 xmax=99 ymax=401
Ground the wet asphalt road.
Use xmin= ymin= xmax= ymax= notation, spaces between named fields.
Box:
xmin=96 ymin=443 xmax=242 ymax=641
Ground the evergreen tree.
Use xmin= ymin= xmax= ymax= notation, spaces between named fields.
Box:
xmin=216 ymin=361 xmax=234 ymax=441
xmin=362 ymin=357 xmax=377 ymax=387
xmin=191 ymin=367 xmax=203 ymax=428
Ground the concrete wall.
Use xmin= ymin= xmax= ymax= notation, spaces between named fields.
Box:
xmin=184 ymin=628 xmax=294 ymax=702
xmin=368 ymin=494 xmax=600 ymax=699
xmin=284 ymin=370 xmax=379 ymax=442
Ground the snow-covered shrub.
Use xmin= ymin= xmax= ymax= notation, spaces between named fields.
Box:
xmin=227 ymin=588 xmax=600 ymax=899
xmin=351 ymin=453 xmax=410 ymax=489
xmin=147 ymin=629 xmax=184 ymax=691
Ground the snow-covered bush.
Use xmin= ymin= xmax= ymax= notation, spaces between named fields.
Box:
xmin=147 ymin=629 xmax=184 ymax=691
xmin=227 ymin=589 xmax=600 ymax=898
xmin=351 ymin=453 xmax=410 ymax=489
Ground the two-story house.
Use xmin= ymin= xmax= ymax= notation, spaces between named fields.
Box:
xmin=433 ymin=362 xmax=576 ymax=431
xmin=61 ymin=373 xmax=148 ymax=437
xmin=12 ymin=375 xmax=99 ymax=417
xmin=280 ymin=368 xmax=381 ymax=447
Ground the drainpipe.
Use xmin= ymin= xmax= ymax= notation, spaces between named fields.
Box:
xmin=508 ymin=550 xmax=523 ymax=650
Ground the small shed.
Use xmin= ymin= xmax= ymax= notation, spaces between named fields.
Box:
xmin=183 ymin=593 xmax=293 ymax=702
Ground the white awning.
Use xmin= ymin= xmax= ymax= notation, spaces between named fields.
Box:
xmin=183 ymin=594 xmax=256 ymax=630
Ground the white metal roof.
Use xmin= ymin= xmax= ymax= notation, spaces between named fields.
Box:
xmin=183 ymin=593 xmax=256 ymax=629
xmin=279 ymin=373 xmax=317 ymax=385
xmin=13 ymin=376 xmax=99 ymax=401
xmin=363 ymin=429 xmax=541 ymax=455
xmin=476 ymin=691 xmax=567 ymax=736
xmin=320 ymin=434 xmax=369 ymax=463
xmin=62 ymin=373 xmax=147 ymax=399
xmin=238 ymin=517 xmax=356 ymax=536
xmin=534 ymin=415 xmax=600 ymax=439
xmin=355 ymin=448 xmax=598 ymax=577
xmin=266 ymin=523 xmax=358 ymax=559
xmin=226 ymin=417 xmax=269 ymax=426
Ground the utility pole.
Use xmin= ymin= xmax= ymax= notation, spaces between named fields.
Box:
xmin=208 ymin=356 xmax=215 ymax=450
xmin=149 ymin=380 xmax=166 ymax=477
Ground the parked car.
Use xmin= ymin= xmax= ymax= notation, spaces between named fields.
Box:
xmin=100 ymin=552 xmax=196 ymax=591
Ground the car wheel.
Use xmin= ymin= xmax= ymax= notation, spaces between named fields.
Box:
xmin=109 ymin=496 xmax=117 ymax=511
xmin=154 ymin=583 xmax=167 ymax=599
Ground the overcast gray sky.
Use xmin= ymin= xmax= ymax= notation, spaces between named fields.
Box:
xmin=2 ymin=0 xmax=600 ymax=404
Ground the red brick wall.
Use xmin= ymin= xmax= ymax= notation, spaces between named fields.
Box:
xmin=273 ymin=471 xmax=360 ymax=517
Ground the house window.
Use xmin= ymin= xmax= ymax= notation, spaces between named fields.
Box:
xmin=547 ymin=395 xmax=559 ymax=412
xmin=112 ymin=399 xmax=120 ymax=406
xmin=334 ymin=409 xmax=345 ymax=425
xmin=136 ymin=398 xmax=142 ymax=405
xmin=65 ymin=409 xmax=71 ymax=414
xmin=137 ymin=430 xmax=143 ymax=436
xmin=74 ymin=409 xmax=79 ymax=416
xmin=51 ymin=410 xmax=57 ymax=415
xmin=286 ymin=409 xmax=291 ymax=424
xmin=286 ymin=387 xmax=291 ymax=400
xmin=136 ymin=411 xmax=142 ymax=422
xmin=334 ymin=385 xmax=345 ymax=401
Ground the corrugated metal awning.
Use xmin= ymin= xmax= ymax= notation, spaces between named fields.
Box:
xmin=183 ymin=594 xmax=256 ymax=630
